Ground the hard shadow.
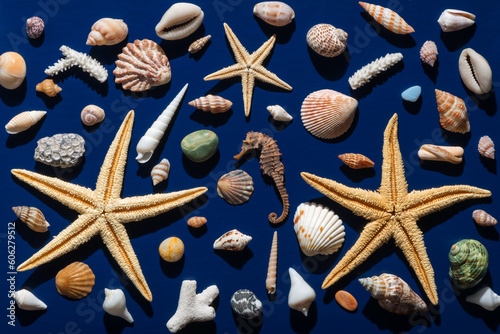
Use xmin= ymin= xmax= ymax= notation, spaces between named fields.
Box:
xmin=36 ymin=90 xmax=62 ymax=109
xmin=289 ymin=302 xmax=317 ymax=333
xmin=340 ymin=164 xmax=376 ymax=183
xmin=440 ymin=26 xmax=476 ymax=52
xmin=0 ymin=77 xmax=27 ymax=106
xmin=299 ymin=248 xmax=343 ymax=275
xmin=480 ymin=156 xmax=497 ymax=175
xmin=188 ymin=224 xmax=207 ymax=238
xmin=232 ymin=309 xmax=263 ymax=334
xmin=160 ymin=25 xmax=206 ymax=61
xmin=350 ymin=61 xmax=404 ymax=100
xmin=419 ymin=159 xmax=464 ymax=177
xmin=255 ymin=16 xmax=296 ymax=44
xmin=15 ymin=307 xmax=47 ymax=327
xmin=182 ymin=151 xmax=220 ymax=179
xmin=267 ymin=115 xmax=292 ymax=131
xmin=189 ymin=108 xmax=233 ymax=128
xmin=307 ymin=46 xmax=350 ymax=81
xmin=159 ymin=255 xmax=185 ymax=278
xmin=175 ymin=320 xmax=217 ymax=334
xmin=462 ymin=84 xmax=497 ymax=117
xmin=402 ymin=95 xmax=422 ymax=115
xmin=188 ymin=39 xmax=211 ymax=61
xmin=52 ymin=66 xmax=108 ymax=97
xmin=457 ymin=279 xmax=500 ymax=332
xmin=13 ymin=217 xmax=51 ymax=249
xmin=440 ymin=128 xmax=471 ymax=148
xmin=6 ymin=115 xmax=46 ymax=148
xmin=422 ymin=60 xmax=439 ymax=84
xmin=89 ymin=37 xmax=129 ymax=66
xmin=103 ymin=312 xmax=134 ymax=334
xmin=115 ymin=80 xmax=170 ymax=100
xmin=28 ymin=32 xmax=45 ymax=48
xmin=214 ymin=247 xmax=253 ymax=270
xmin=33 ymin=158 xmax=85 ymax=181
xmin=152 ymin=177 xmax=170 ymax=194
xmin=475 ymin=222 xmax=499 ymax=241
xmin=360 ymin=13 xmax=416 ymax=48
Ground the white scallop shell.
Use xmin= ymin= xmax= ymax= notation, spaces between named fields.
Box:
xmin=103 ymin=288 xmax=133 ymax=323
xmin=155 ymin=3 xmax=204 ymax=40
xmin=459 ymin=48 xmax=492 ymax=94
xmin=5 ymin=110 xmax=46 ymax=134
xmin=151 ymin=158 xmax=170 ymax=186
xmin=213 ymin=229 xmax=252 ymax=251
xmin=478 ymin=136 xmax=495 ymax=159
xmin=267 ymin=105 xmax=293 ymax=122
xmin=217 ymin=170 xmax=254 ymax=205
xmin=438 ymin=9 xmax=475 ymax=32
xmin=13 ymin=289 xmax=47 ymax=310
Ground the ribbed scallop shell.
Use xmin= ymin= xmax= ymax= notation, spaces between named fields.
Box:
xmin=253 ymin=2 xmax=295 ymax=27
xmin=155 ymin=3 xmax=204 ymax=40
xmin=306 ymin=24 xmax=348 ymax=58
xmin=36 ymin=79 xmax=62 ymax=97
xmin=301 ymin=89 xmax=358 ymax=139
xmin=113 ymin=39 xmax=171 ymax=92
xmin=267 ymin=105 xmax=293 ymax=121
xmin=5 ymin=110 xmax=46 ymax=134
xmin=81 ymin=105 xmax=105 ymax=126
xmin=338 ymin=153 xmax=374 ymax=169
xmin=188 ymin=95 xmax=232 ymax=114
xmin=420 ymin=41 xmax=438 ymax=67
xmin=151 ymin=158 xmax=170 ymax=186
xmin=449 ymin=239 xmax=488 ymax=289
xmin=187 ymin=216 xmax=207 ymax=228
xmin=435 ymin=89 xmax=470 ymax=134
xmin=55 ymin=262 xmax=95 ymax=299
xmin=12 ymin=206 xmax=50 ymax=232
xmin=293 ymin=202 xmax=345 ymax=256
xmin=359 ymin=2 xmax=414 ymax=34
xmin=473 ymin=210 xmax=497 ymax=227
xmin=217 ymin=170 xmax=254 ymax=205
xmin=188 ymin=35 xmax=211 ymax=54
xmin=86 ymin=18 xmax=128 ymax=46
xmin=459 ymin=48 xmax=492 ymax=94
xmin=478 ymin=136 xmax=495 ymax=159
xmin=213 ymin=229 xmax=252 ymax=251
xmin=438 ymin=9 xmax=475 ymax=32
xmin=0 ymin=51 xmax=26 ymax=90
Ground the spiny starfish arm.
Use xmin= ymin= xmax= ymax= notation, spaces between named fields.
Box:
xmin=301 ymin=172 xmax=391 ymax=220
xmin=223 ymin=23 xmax=251 ymax=65
xmin=252 ymin=65 xmax=293 ymax=91
xmin=17 ymin=214 xmax=101 ymax=271
xmin=203 ymin=63 xmax=247 ymax=81
xmin=241 ymin=71 xmax=255 ymax=117
xmin=11 ymin=169 xmax=96 ymax=214
xmin=322 ymin=218 xmax=393 ymax=289
xmin=249 ymin=34 xmax=276 ymax=65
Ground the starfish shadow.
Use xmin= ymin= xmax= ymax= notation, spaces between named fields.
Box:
xmin=307 ymin=46 xmax=350 ymax=81
xmin=255 ymin=17 xmax=296 ymax=44
xmin=350 ymin=61 xmax=405 ymax=100
xmin=0 ymin=78 xmax=27 ymax=107
xmin=214 ymin=247 xmax=253 ymax=270
xmin=289 ymin=303 xmax=318 ymax=333
xmin=103 ymin=312 xmax=134 ymax=333
xmin=189 ymin=108 xmax=233 ymax=128
xmin=232 ymin=309 xmax=263 ymax=334
xmin=440 ymin=26 xmax=476 ymax=52
xmin=6 ymin=116 xmax=46 ymax=148
xmin=360 ymin=13 xmax=416 ymax=48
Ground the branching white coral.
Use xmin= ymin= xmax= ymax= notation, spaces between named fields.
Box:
xmin=348 ymin=53 xmax=403 ymax=89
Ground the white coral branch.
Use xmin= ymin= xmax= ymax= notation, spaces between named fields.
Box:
xmin=348 ymin=52 xmax=403 ymax=90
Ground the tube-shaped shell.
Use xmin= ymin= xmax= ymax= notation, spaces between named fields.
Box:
xmin=359 ymin=2 xmax=414 ymax=34
xmin=0 ymin=52 xmax=26 ymax=90
xmin=188 ymin=35 xmax=211 ymax=54
xmin=473 ymin=210 xmax=497 ymax=227
xmin=478 ymin=136 xmax=495 ymax=159
xmin=266 ymin=231 xmax=278 ymax=294
xmin=155 ymin=3 xmax=204 ymax=40
xmin=13 ymin=289 xmax=47 ymax=311
xmin=12 ymin=206 xmax=50 ymax=232
xmin=187 ymin=216 xmax=207 ymax=228
xmin=213 ymin=229 xmax=252 ymax=251
xmin=86 ymin=18 xmax=128 ymax=46
xmin=466 ymin=286 xmax=500 ymax=311
xmin=151 ymin=158 xmax=170 ymax=186
xmin=459 ymin=48 xmax=492 ymax=94
xmin=438 ymin=9 xmax=475 ymax=32
xmin=418 ymin=144 xmax=464 ymax=164
xmin=267 ymin=105 xmax=292 ymax=122
xmin=449 ymin=239 xmax=488 ymax=289
xmin=420 ymin=41 xmax=438 ymax=67
xmin=36 ymin=79 xmax=62 ymax=97
xmin=349 ymin=52 xmax=403 ymax=89
xmin=188 ymin=95 xmax=232 ymax=114
xmin=253 ymin=2 xmax=295 ymax=27
xmin=81 ymin=105 xmax=105 ymax=126
xmin=306 ymin=24 xmax=348 ymax=58
xmin=338 ymin=153 xmax=374 ymax=169
xmin=217 ymin=170 xmax=254 ymax=205
xmin=136 ymin=84 xmax=188 ymax=163
xmin=288 ymin=268 xmax=316 ymax=316
xmin=55 ymin=262 xmax=96 ymax=299
xmin=5 ymin=110 xmax=46 ymax=135
xmin=435 ymin=89 xmax=470 ymax=134
xmin=103 ymin=288 xmax=133 ymax=323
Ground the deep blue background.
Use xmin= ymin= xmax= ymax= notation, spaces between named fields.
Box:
xmin=1 ymin=1 xmax=499 ymax=333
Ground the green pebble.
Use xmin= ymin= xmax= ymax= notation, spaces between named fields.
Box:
xmin=181 ymin=130 xmax=219 ymax=162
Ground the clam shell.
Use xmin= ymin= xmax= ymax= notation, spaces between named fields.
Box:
xmin=449 ymin=239 xmax=488 ymax=289
xmin=301 ymin=89 xmax=357 ymax=139
xmin=267 ymin=105 xmax=292 ymax=122
xmin=86 ymin=18 xmax=128 ymax=46
xmin=217 ymin=170 xmax=254 ymax=205
xmin=435 ymin=89 xmax=470 ymax=134
xmin=253 ymin=2 xmax=295 ymax=27
xmin=151 ymin=158 xmax=170 ymax=186
xmin=188 ymin=95 xmax=232 ymax=114
xmin=420 ymin=41 xmax=438 ymax=67
xmin=36 ymin=79 xmax=62 ymax=97
xmin=359 ymin=2 xmax=414 ymax=34
xmin=187 ymin=216 xmax=207 ymax=228
xmin=293 ymin=202 xmax=345 ymax=256
xmin=213 ymin=229 xmax=252 ymax=251
xmin=478 ymin=136 xmax=495 ymax=159
xmin=55 ymin=262 xmax=95 ymax=299
xmin=306 ymin=24 xmax=348 ymax=58
xmin=438 ymin=9 xmax=475 ymax=32
xmin=5 ymin=110 xmax=46 ymax=134
xmin=0 ymin=52 xmax=26 ymax=90
xmin=12 ymin=206 xmax=50 ymax=232
xmin=459 ymin=48 xmax=492 ymax=94
xmin=81 ymin=105 xmax=105 ymax=126
xmin=188 ymin=35 xmax=211 ymax=54
xmin=473 ymin=210 xmax=497 ymax=227
xmin=155 ymin=3 xmax=204 ymax=40
xmin=13 ymin=289 xmax=47 ymax=311
xmin=418 ymin=144 xmax=464 ymax=164
xmin=338 ymin=153 xmax=374 ymax=169
xmin=26 ymin=16 xmax=44 ymax=39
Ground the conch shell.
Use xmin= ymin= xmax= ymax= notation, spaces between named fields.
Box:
xmin=438 ymin=9 xmax=475 ymax=32
xmin=267 ymin=105 xmax=293 ymax=122
xmin=435 ymin=89 xmax=469 ymax=134
xmin=288 ymin=268 xmax=316 ymax=316
xmin=155 ymin=3 xmax=204 ymax=40
xmin=0 ymin=51 xmax=26 ymax=90
xmin=36 ymin=79 xmax=62 ymax=97
xmin=458 ymin=48 xmax=492 ymax=94
xmin=478 ymin=136 xmax=495 ymax=159
xmin=5 ymin=110 xmax=46 ymax=134
xmin=466 ymin=286 xmax=500 ymax=311
xmin=213 ymin=229 xmax=252 ymax=251
xmin=86 ymin=18 xmax=128 ymax=46
xmin=13 ymin=289 xmax=47 ymax=311
xmin=103 ymin=288 xmax=133 ymax=323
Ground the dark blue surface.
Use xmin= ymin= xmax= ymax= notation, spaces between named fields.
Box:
xmin=1 ymin=1 xmax=499 ymax=333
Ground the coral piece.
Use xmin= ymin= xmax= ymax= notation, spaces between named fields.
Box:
xmin=266 ymin=231 xmax=278 ymax=294
xmin=34 ymin=133 xmax=85 ymax=168
xmin=159 ymin=237 xmax=184 ymax=262
xmin=81 ymin=105 xmax=105 ymax=126
xmin=253 ymin=2 xmax=295 ymax=26
xmin=188 ymin=35 xmax=211 ymax=54
xmin=213 ymin=229 xmax=252 ymax=251
xmin=181 ymin=130 xmax=219 ymax=162
xmin=187 ymin=216 xmax=207 ymax=228
xmin=338 ymin=153 xmax=375 ymax=169
xmin=86 ymin=18 xmax=128 ymax=46
xmin=359 ymin=2 xmax=414 ymax=34
xmin=267 ymin=105 xmax=292 ymax=121
xmin=231 ymin=289 xmax=262 ymax=319
xmin=12 ymin=206 xmax=50 ymax=232
xmin=0 ymin=51 xmax=26 ymax=89
xmin=36 ymin=79 xmax=62 ymax=97
xmin=435 ymin=89 xmax=470 ymax=134
xmin=401 ymin=86 xmax=421 ymax=102
xmin=26 ymin=17 xmax=44 ymax=39
xmin=466 ymin=286 xmax=500 ymax=311
xmin=478 ymin=136 xmax=495 ymax=159
xmin=55 ymin=262 xmax=95 ymax=299
xmin=420 ymin=41 xmax=438 ymax=67
xmin=217 ymin=170 xmax=254 ymax=205
xmin=5 ymin=110 xmax=46 ymax=135
xmin=335 ymin=290 xmax=358 ymax=312
xmin=151 ymin=158 xmax=171 ymax=186
xmin=459 ymin=48 xmax=492 ymax=94
xmin=288 ymin=268 xmax=316 ymax=316
xmin=473 ymin=210 xmax=497 ymax=227
xmin=103 ymin=288 xmax=133 ymax=323
xmin=156 ymin=3 xmax=204 ymax=40
xmin=188 ymin=95 xmax=232 ymax=113
xmin=449 ymin=239 xmax=489 ymax=289
xmin=13 ymin=289 xmax=47 ymax=311
xmin=349 ymin=52 xmax=403 ymax=89
xmin=418 ymin=144 xmax=464 ymax=164
xmin=306 ymin=24 xmax=348 ymax=57
xmin=438 ymin=9 xmax=475 ymax=32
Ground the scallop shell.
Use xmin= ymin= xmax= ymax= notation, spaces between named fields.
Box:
xmin=293 ymin=202 xmax=345 ymax=256
xmin=420 ymin=41 xmax=438 ymax=67
xmin=188 ymin=95 xmax=232 ymax=114
xmin=478 ymin=136 xmax=495 ymax=159
xmin=213 ymin=229 xmax=252 ymax=251
xmin=267 ymin=105 xmax=293 ymax=122
xmin=459 ymin=48 xmax=492 ymax=94
xmin=113 ymin=39 xmax=171 ymax=92
xmin=5 ymin=110 xmax=46 ymax=135
xmin=338 ymin=153 xmax=374 ymax=169
xmin=418 ymin=144 xmax=464 ymax=164
xmin=155 ymin=3 xmax=204 ymax=40
xmin=449 ymin=239 xmax=488 ymax=289
xmin=253 ymin=2 xmax=295 ymax=26
xmin=151 ymin=158 xmax=170 ymax=186
xmin=0 ymin=51 xmax=26 ymax=90
xmin=187 ymin=216 xmax=207 ymax=228
xmin=466 ymin=286 xmax=500 ymax=311
xmin=12 ymin=206 xmax=50 ymax=232
xmin=473 ymin=210 xmax=497 ymax=227
xmin=435 ymin=89 xmax=470 ymax=134
xmin=306 ymin=24 xmax=348 ymax=58
xmin=55 ymin=262 xmax=95 ymax=299
xmin=438 ymin=9 xmax=475 ymax=32
xmin=266 ymin=231 xmax=278 ymax=294
xmin=188 ymin=35 xmax=211 ymax=54
xmin=81 ymin=105 xmax=105 ymax=126
xmin=13 ymin=289 xmax=47 ymax=311
xmin=301 ymin=89 xmax=358 ymax=139
xmin=36 ymin=79 xmax=62 ymax=97
xmin=26 ymin=17 xmax=44 ymax=39
xmin=217 ymin=170 xmax=254 ymax=205
xmin=86 ymin=18 xmax=128 ymax=46
xmin=359 ymin=2 xmax=414 ymax=34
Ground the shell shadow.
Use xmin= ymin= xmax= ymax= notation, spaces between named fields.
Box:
xmin=440 ymin=26 xmax=476 ymax=52
xmin=419 ymin=159 xmax=464 ymax=177
xmin=475 ymin=222 xmax=499 ymax=241
xmin=479 ymin=156 xmax=496 ymax=175
xmin=28 ymin=32 xmax=45 ymax=48
xmin=189 ymin=108 xmax=233 ymax=128
xmin=307 ymin=46 xmax=350 ymax=81
xmin=422 ymin=60 xmax=439 ymax=84
xmin=267 ymin=115 xmax=292 ymax=131
xmin=15 ymin=307 xmax=47 ymax=327
xmin=299 ymin=247 xmax=344 ymax=276
xmin=36 ymin=91 xmax=62 ymax=109
xmin=349 ymin=61 xmax=404 ymax=100
xmin=152 ymin=176 xmax=170 ymax=194
xmin=462 ymin=83 xmax=497 ymax=117
xmin=181 ymin=151 xmax=220 ymax=179
xmin=255 ymin=16 xmax=296 ymax=44
xmin=33 ymin=158 xmax=85 ymax=181
xmin=188 ymin=223 xmax=207 ymax=238
xmin=289 ymin=303 xmax=317 ymax=333
xmin=13 ymin=217 xmax=51 ymax=249
xmin=115 ymin=80 xmax=170 ymax=100
xmin=340 ymin=164 xmax=376 ymax=183
xmin=232 ymin=309 xmax=263 ymax=334
xmin=214 ymin=247 xmax=253 ymax=270
xmin=160 ymin=25 xmax=206 ymax=60
xmin=89 ymin=37 xmax=129 ymax=66
xmin=175 ymin=320 xmax=217 ymax=334
xmin=359 ymin=12 xmax=416 ymax=48
xmin=0 ymin=77 xmax=27 ymax=107
xmin=6 ymin=116 xmax=46 ymax=148
xmin=402 ymin=95 xmax=422 ymax=115
xmin=103 ymin=312 xmax=134 ymax=334
xmin=159 ymin=254 xmax=185 ymax=278
xmin=440 ymin=128 xmax=471 ymax=148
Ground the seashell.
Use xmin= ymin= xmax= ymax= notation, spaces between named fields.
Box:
xmin=13 ymin=289 xmax=47 ymax=311
xmin=338 ymin=153 xmax=375 ymax=169
xmin=359 ymin=2 xmax=414 ymax=34
xmin=420 ymin=41 xmax=438 ymax=67
xmin=306 ymin=24 xmax=348 ymax=58
xmin=0 ymin=52 xmax=26 ymax=90
xmin=466 ymin=286 xmax=500 ymax=311
xmin=5 ymin=110 xmax=46 ymax=135
xmin=114 ymin=39 xmax=171 ymax=91
xmin=266 ymin=231 xmax=278 ymax=294
xmin=103 ymin=288 xmax=133 ymax=323
xmin=438 ymin=9 xmax=475 ymax=32
xmin=151 ymin=158 xmax=170 ymax=186
xmin=86 ymin=18 xmax=128 ymax=46
xmin=300 ymin=89 xmax=358 ymax=139
xmin=213 ymin=229 xmax=252 ymax=251
xmin=12 ymin=206 xmax=50 ymax=232
xmin=188 ymin=95 xmax=232 ymax=114
xmin=181 ymin=130 xmax=219 ymax=162
xmin=187 ymin=216 xmax=207 ymax=228
xmin=459 ymin=48 xmax=492 ymax=94
xmin=267 ymin=105 xmax=292 ymax=122
xmin=478 ymin=136 xmax=495 ymax=159
xmin=81 ymin=105 xmax=105 ymax=126
xmin=34 ymin=133 xmax=85 ymax=168
xmin=36 ymin=79 xmax=62 ymax=97
xmin=335 ymin=290 xmax=358 ymax=312
xmin=26 ymin=16 xmax=44 ymax=39
xmin=217 ymin=170 xmax=254 ymax=205
xmin=230 ymin=289 xmax=262 ymax=319
xmin=473 ymin=210 xmax=497 ymax=227
xmin=435 ymin=89 xmax=470 ymax=134
xmin=359 ymin=273 xmax=427 ymax=314
xmin=288 ymin=268 xmax=316 ymax=316
xmin=159 ymin=237 xmax=184 ymax=262
xmin=136 ymin=84 xmax=188 ymax=163
xmin=253 ymin=2 xmax=295 ymax=27
xmin=188 ymin=35 xmax=211 ymax=54
xmin=449 ymin=239 xmax=488 ymax=289
xmin=401 ymin=85 xmax=421 ymax=102
xmin=155 ymin=3 xmax=204 ymax=40
xmin=55 ymin=262 xmax=95 ymax=299
xmin=418 ymin=144 xmax=464 ymax=164
xmin=349 ymin=52 xmax=403 ymax=90
xmin=293 ymin=202 xmax=345 ymax=256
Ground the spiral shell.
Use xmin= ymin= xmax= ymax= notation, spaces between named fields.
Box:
xmin=253 ymin=2 xmax=295 ymax=27
xmin=86 ymin=18 xmax=128 ymax=46
xmin=81 ymin=105 xmax=105 ymax=126
xmin=231 ymin=289 xmax=262 ymax=319
xmin=213 ymin=229 xmax=252 ymax=251
xmin=26 ymin=17 xmax=44 ymax=39
xmin=13 ymin=289 xmax=47 ymax=311
xmin=267 ymin=105 xmax=293 ymax=122
xmin=449 ymin=239 xmax=488 ymax=289
xmin=36 ymin=79 xmax=62 ymax=97
xmin=473 ymin=210 xmax=497 ymax=227
xmin=306 ymin=24 xmax=348 ymax=58
xmin=435 ymin=89 xmax=470 ymax=134
xmin=266 ymin=231 xmax=278 ymax=294
xmin=418 ymin=144 xmax=464 ymax=164
xmin=438 ymin=9 xmax=475 ymax=32
xmin=188 ymin=35 xmax=211 ymax=54
xmin=0 ymin=52 xmax=26 ymax=90
xmin=155 ymin=3 xmax=204 ymax=40
xmin=55 ymin=262 xmax=95 ymax=299
xmin=359 ymin=2 xmax=414 ymax=34
xmin=12 ymin=206 xmax=50 ymax=232
xmin=459 ymin=48 xmax=492 ymax=94
xmin=187 ymin=216 xmax=207 ymax=228
xmin=5 ymin=110 xmax=46 ymax=135
xmin=338 ymin=153 xmax=374 ymax=169
xmin=478 ymin=136 xmax=495 ymax=159
xmin=151 ymin=158 xmax=170 ymax=186
xmin=420 ymin=41 xmax=438 ymax=67
xmin=217 ymin=170 xmax=254 ymax=205
xmin=188 ymin=95 xmax=232 ymax=114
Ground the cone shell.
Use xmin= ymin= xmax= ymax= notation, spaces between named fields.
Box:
xmin=418 ymin=144 xmax=464 ymax=164
xmin=36 ymin=79 xmax=62 ymax=97
xmin=0 ymin=51 xmax=26 ymax=90
xmin=338 ymin=153 xmax=374 ymax=169
xmin=293 ymin=202 xmax=345 ymax=257
xmin=267 ymin=105 xmax=293 ymax=122
xmin=478 ymin=136 xmax=495 ymax=159
xmin=301 ymin=89 xmax=357 ymax=139
xmin=253 ymin=2 xmax=295 ymax=27
xmin=449 ymin=239 xmax=488 ymax=289
xmin=12 ymin=206 xmax=49 ymax=232
xmin=306 ymin=24 xmax=348 ymax=58
xmin=155 ymin=3 xmax=204 ymax=40
xmin=5 ymin=110 xmax=46 ymax=135
xmin=420 ymin=41 xmax=438 ymax=67
xmin=217 ymin=170 xmax=254 ymax=205
xmin=55 ymin=262 xmax=95 ymax=299
xmin=438 ymin=9 xmax=475 ymax=32
xmin=473 ymin=210 xmax=497 ymax=227
xmin=13 ymin=289 xmax=47 ymax=311
xmin=213 ymin=229 xmax=252 ymax=251
xmin=188 ymin=95 xmax=232 ymax=114
xmin=266 ymin=231 xmax=278 ymax=294
xmin=187 ymin=216 xmax=207 ymax=228
xmin=188 ymin=35 xmax=211 ymax=54
xmin=151 ymin=158 xmax=170 ymax=186
xmin=359 ymin=2 xmax=414 ymax=34
xmin=81 ymin=105 xmax=105 ymax=126
xmin=435 ymin=89 xmax=470 ymax=134
xmin=86 ymin=18 xmax=128 ymax=46
xmin=459 ymin=48 xmax=492 ymax=94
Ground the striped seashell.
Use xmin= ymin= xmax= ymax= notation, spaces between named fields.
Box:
xmin=151 ymin=158 xmax=170 ymax=186
xmin=213 ymin=229 xmax=252 ymax=251
xmin=13 ymin=289 xmax=47 ymax=311
xmin=155 ymin=3 xmax=204 ymax=40
xmin=449 ymin=239 xmax=488 ymax=289
xmin=420 ymin=41 xmax=438 ymax=67
xmin=55 ymin=262 xmax=95 ymax=299
xmin=188 ymin=95 xmax=232 ymax=114
xmin=418 ymin=144 xmax=464 ymax=164
xmin=36 ymin=79 xmax=62 ymax=97
xmin=81 ymin=105 xmax=105 ymax=126
xmin=266 ymin=231 xmax=278 ymax=294
xmin=435 ymin=89 xmax=470 ymax=134
xmin=306 ymin=24 xmax=348 ymax=58
xmin=459 ymin=48 xmax=492 ymax=95
xmin=86 ymin=18 xmax=128 ymax=46
xmin=338 ymin=153 xmax=374 ymax=169
xmin=253 ymin=2 xmax=295 ymax=27
xmin=473 ymin=210 xmax=497 ymax=227
xmin=267 ymin=105 xmax=292 ymax=121
xmin=5 ymin=110 xmax=46 ymax=134
xmin=349 ymin=52 xmax=403 ymax=90
xmin=217 ymin=170 xmax=254 ymax=205
xmin=438 ymin=9 xmax=475 ymax=32
xmin=359 ymin=2 xmax=414 ymax=34
xmin=478 ymin=136 xmax=495 ymax=159
xmin=12 ymin=206 xmax=50 ymax=232
xmin=301 ymin=89 xmax=357 ymax=139
xmin=188 ymin=35 xmax=211 ymax=54
xmin=187 ymin=216 xmax=207 ymax=228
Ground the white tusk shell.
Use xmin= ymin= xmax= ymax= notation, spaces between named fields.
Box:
xmin=288 ymin=268 xmax=316 ymax=316
xmin=102 ymin=288 xmax=133 ymax=323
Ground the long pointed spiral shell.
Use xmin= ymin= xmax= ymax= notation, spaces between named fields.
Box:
xmin=266 ymin=231 xmax=278 ymax=294
xmin=151 ymin=158 xmax=170 ymax=186
xmin=420 ymin=41 xmax=438 ymax=67
xmin=81 ymin=105 xmax=105 ymax=126
xmin=459 ymin=48 xmax=492 ymax=94
xmin=349 ymin=53 xmax=403 ymax=89
xmin=188 ymin=35 xmax=211 ymax=54
xmin=188 ymin=95 xmax=232 ymax=114
xmin=338 ymin=153 xmax=374 ymax=169
xmin=418 ymin=144 xmax=464 ymax=164
xmin=435 ymin=89 xmax=469 ymax=133
xmin=5 ymin=110 xmax=46 ymax=134
xmin=55 ymin=262 xmax=95 ymax=299
xmin=478 ymin=136 xmax=495 ymax=159
xmin=12 ymin=206 xmax=50 ymax=232
xmin=86 ymin=18 xmax=128 ymax=46
xmin=0 ymin=51 xmax=26 ymax=90
xmin=36 ymin=79 xmax=62 ymax=97
xmin=359 ymin=2 xmax=414 ymax=34
xmin=473 ymin=210 xmax=497 ymax=227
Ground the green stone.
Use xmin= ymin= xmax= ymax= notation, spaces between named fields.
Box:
xmin=181 ymin=130 xmax=219 ymax=162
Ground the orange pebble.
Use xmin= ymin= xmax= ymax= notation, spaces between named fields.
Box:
xmin=335 ymin=290 xmax=358 ymax=311
xmin=187 ymin=216 xmax=207 ymax=228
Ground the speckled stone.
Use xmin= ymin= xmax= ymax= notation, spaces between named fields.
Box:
xmin=181 ymin=130 xmax=218 ymax=162
xmin=34 ymin=133 xmax=85 ymax=168
xmin=230 ymin=289 xmax=262 ymax=319
xmin=26 ymin=17 xmax=44 ymax=39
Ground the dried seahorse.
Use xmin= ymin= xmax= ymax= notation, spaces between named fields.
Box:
xmin=234 ymin=131 xmax=289 ymax=224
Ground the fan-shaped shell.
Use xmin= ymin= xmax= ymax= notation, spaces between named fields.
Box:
xmin=155 ymin=3 xmax=204 ymax=40
xmin=473 ymin=210 xmax=497 ymax=227
xmin=306 ymin=24 xmax=348 ymax=58
xmin=435 ymin=89 xmax=469 ymax=134
xmin=338 ymin=153 xmax=374 ymax=169
xmin=217 ymin=170 xmax=254 ymax=205
xmin=113 ymin=39 xmax=171 ymax=92
xmin=188 ymin=35 xmax=211 ymax=54
xmin=301 ymin=89 xmax=357 ymax=139
xmin=459 ymin=48 xmax=492 ymax=94
xmin=151 ymin=158 xmax=170 ymax=186
xmin=420 ymin=41 xmax=438 ymax=67
xmin=86 ymin=18 xmax=128 ymax=46
xmin=5 ymin=110 xmax=46 ymax=135
xmin=188 ymin=95 xmax=232 ymax=113
xmin=449 ymin=239 xmax=488 ymax=289
xmin=293 ymin=202 xmax=345 ymax=256
xmin=12 ymin=206 xmax=50 ymax=232
xmin=478 ymin=136 xmax=495 ymax=159
xmin=359 ymin=2 xmax=414 ymax=34
xmin=81 ymin=105 xmax=105 ymax=126
xmin=187 ymin=216 xmax=207 ymax=228
xmin=438 ymin=9 xmax=475 ymax=32
xmin=213 ymin=229 xmax=252 ymax=251
xmin=36 ymin=79 xmax=62 ymax=97
xmin=253 ymin=2 xmax=295 ymax=27
xmin=267 ymin=105 xmax=292 ymax=122
xmin=55 ymin=262 xmax=95 ymax=299
xmin=0 ymin=52 xmax=26 ymax=90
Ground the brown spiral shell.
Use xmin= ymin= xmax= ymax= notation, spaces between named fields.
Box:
xmin=188 ymin=95 xmax=232 ymax=114
xmin=12 ymin=206 xmax=50 ymax=232
xmin=338 ymin=153 xmax=375 ymax=169
xmin=81 ymin=105 xmax=105 ymax=126
xmin=435 ymin=89 xmax=470 ymax=134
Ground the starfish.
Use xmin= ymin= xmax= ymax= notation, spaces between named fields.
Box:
xmin=204 ymin=23 xmax=292 ymax=117
xmin=301 ymin=114 xmax=490 ymax=305
xmin=12 ymin=111 xmax=207 ymax=301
